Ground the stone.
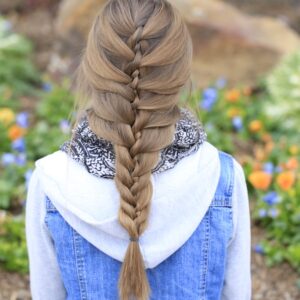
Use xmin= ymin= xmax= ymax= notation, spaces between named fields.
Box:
xmin=54 ymin=0 xmax=300 ymax=87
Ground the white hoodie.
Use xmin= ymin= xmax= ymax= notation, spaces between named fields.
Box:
xmin=25 ymin=141 xmax=251 ymax=300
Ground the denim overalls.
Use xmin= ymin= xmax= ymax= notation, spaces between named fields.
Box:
xmin=44 ymin=151 xmax=234 ymax=300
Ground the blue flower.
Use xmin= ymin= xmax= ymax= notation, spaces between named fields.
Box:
xmin=16 ymin=153 xmax=27 ymax=166
xmin=60 ymin=119 xmax=71 ymax=134
xmin=254 ymin=244 xmax=265 ymax=255
xmin=25 ymin=169 xmax=33 ymax=189
xmin=205 ymin=122 xmax=215 ymax=132
xmin=275 ymin=166 xmax=283 ymax=173
xmin=200 ymin=98 xmax=215 ymax=111
xmin=263 ymin=162 xmax=274 ymax=174
xmin=42 ymin=82 xmax=53 ymax=92
xmin=11 ymin=138 xmax=26 ymax=152
xmin=199 ymin=87 xmax=218 ymax=111
xmin=21 ymin=199 xmax=26 ymax=207
xmin=1 ymin=153 xmax=15 ymax=166
xmin=263 ymin=191 xmax=280 ymax=205
xmin=232 ymin=116 xmax=243 ymax=131
xmin=268 ymin=208 xmax=279 ymax=218
xmin=16 ymin=112 xmax=29 ymax=128
xmin=215 ymin=77 xmax=227 ymax=89
xmin=203 ymin=87 xmax=218 ymax=101
xmin=2 ymin=20 xmax=12 ymax=32
xmin=258 ymin=209 xmax=267 ymax=218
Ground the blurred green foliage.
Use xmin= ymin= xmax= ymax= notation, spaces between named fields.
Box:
xmin=0 ymin=215 xmax=28 ymax=273
xmin=266 ymin=51 xmax=300 ymax=133
xmin=0 ymin=17 xmax=41 ymax=96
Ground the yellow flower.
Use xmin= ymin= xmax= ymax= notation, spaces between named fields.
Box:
xmin=225 ymin=89 xmax=241 ymax=103
xmin=8 ymin=125 xmax=26 ymax=141
xmin=0 ymin=108 xmax=15 ymax=125
xmin=289 ymin=145 xmax=298 ymax=155
xmin=248 ymin=171 xmax=272 ymax=190
xmin=276 ymin=171 xmax=296 ymax=191
xmin=226 ymin=107 xmax=241 ymax=118
xmin=254 ymin=146 xmax=267 ymax=161
xmin=287 ymin=189 xmax=296 ymax=198
xmin=249 ymin=120 xmax=263 ymax=133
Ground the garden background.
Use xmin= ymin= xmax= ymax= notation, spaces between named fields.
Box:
xmin=0 ymin=0 xmax=300 ymax=299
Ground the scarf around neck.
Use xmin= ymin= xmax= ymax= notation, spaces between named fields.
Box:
xmin=60 ymin=108 xmax=207 ymax=179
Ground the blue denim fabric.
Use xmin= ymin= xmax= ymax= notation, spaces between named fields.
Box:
xmin=44 ymin=151 xmax=234 ymax=300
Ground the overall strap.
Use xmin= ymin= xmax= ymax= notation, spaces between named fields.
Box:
xmin=211 ymin=151 xmax=234 ymax=207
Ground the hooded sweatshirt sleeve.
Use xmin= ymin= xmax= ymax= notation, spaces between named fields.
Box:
xmin=25 ymin=168 xmax=66 ymax=300
xmin=221 ymin=159 xmax=252 ymax=300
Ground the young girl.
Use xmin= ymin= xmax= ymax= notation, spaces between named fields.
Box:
xmin=25 ymin=0 xmax=251 ymax=299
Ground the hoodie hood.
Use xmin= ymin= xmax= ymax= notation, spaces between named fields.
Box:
xmin=35 ymin=142 xmax=220 ymax=269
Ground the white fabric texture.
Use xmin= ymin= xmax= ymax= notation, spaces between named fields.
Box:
xmin=25 ymin=141 xmax=251 ymax=300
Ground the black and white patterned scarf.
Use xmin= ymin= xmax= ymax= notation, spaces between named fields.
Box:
xmin=60 ymin=108 xmax=207 ymax=179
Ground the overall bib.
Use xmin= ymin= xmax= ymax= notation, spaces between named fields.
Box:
xmin=44 ymin=151 xmax=234 ymax=300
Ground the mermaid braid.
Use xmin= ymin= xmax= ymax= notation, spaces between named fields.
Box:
xmin=74 ymin=1 xmax=193 ymax=299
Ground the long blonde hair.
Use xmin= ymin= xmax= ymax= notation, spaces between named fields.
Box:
xmin=73 ymin=0 xmax=193 ymax=299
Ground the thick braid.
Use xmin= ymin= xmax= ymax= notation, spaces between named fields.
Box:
xmin=75 ymin=1 xmax=193 ymax=299
xmin=115 ymin=25 xmax=158 ymax=300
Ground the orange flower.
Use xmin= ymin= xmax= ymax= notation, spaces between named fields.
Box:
xmin=265 ymin=141 xmax=275 ymax=154
xmin=225 ymin=89 xmax=241 ymax=103
xmin=8 ymin=125 xmax=25 ymax=141
xmin=249 ymin=120 xmax=263 ymax=133
xmin=276 ymin=171 xmax=296 ymax=191
xmin=252 ymin=161 xmax=262 ymax=171
xmin=248 ymin=171 xmax=272 ymax=190
xmin=261 ymin=133 xmax=272 ymax=143
xmin=0 ymin=108 xmax=15 ymax=125
xmin=285 ymin=157 xmax=298 ymax=170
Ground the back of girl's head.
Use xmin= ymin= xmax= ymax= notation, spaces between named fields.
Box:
xmin=73 ymin=1 xmax=192 ymax=299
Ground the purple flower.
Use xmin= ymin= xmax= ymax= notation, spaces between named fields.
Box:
xmin=232 ymin=116 xmax=243 ymax=131
xmin=215 ymin=77 xmax=227 ymax=89
xmin=60 ymin=119 xmax=71 ymax=134
xmin=263 ymin=162 xmax=274 ymax=174
xmin=254 ymin=244 xmax=265 ymax=255
xmin=263 ymin=191 xmax=280 ymax=205
xmin=42 ymin=82 xmax=53 ymax=92
xmin=258 ymin=209 xmax=267 ymax=218
xmin=11 ymin=138 xmax=26 ymax=152
xmin=268 ymin=208 xmax=279 ymax=218
xmin=1 ymin=153 xmax=15 ymax=166
xmin=16 ymin=112 xmax=29 ymax=128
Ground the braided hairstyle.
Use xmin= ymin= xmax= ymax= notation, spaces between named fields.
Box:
xmin=74 ymin=1 xmax=193 ymax=299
